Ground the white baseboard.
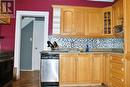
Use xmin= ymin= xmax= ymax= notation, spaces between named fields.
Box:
xmin=20 ymin=69 xmax=34 ymax=71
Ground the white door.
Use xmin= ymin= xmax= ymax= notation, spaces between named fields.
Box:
xmin=32 ymin=17 xmax=45 ymax=70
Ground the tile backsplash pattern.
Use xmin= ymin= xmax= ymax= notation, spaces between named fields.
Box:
xmin=48 ymin=36 xmax=123 ymax=49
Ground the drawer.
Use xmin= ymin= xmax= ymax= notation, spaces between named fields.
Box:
xmin=110 ymin=67 xmax=124 ymax=75
xmin=110 ymin=62 xmax=124 ymax=71
xmin=110 ymin=71 xmax=125 ymax=81
xmin=110 ymin=56 xmax=124 ymax=64
xmin=110 ymin=76 xmax=125 ymax=87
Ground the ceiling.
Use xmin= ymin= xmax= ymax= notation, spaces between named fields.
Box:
xmin=88 ymin=0 xmax=114 ymax=2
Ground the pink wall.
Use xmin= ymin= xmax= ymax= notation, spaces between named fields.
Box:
xmin=0 ymin=0 xmax=113 ymax=51
xmin=0 ymin=18 xmax=15 ymax=51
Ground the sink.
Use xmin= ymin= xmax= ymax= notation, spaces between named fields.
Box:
xmin=68 ymin=50 xmax=80 ymax=53
xmin=51 ymin=49 xmax=69 ymax=52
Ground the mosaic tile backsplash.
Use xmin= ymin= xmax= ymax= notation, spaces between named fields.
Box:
xmin=48 ymin=36 xmax=124 ymax=49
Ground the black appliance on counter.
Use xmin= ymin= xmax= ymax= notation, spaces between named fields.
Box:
xmin=40 ymin=52 xmax=59 ymax=87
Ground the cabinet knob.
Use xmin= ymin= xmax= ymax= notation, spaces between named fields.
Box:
xmin=122 ymin=59 xmax=124 ymax=62
xmin=122 ymin=79 xmax=124 ymax=82
xmin=121 ymin=68 xmax=124 ymax=71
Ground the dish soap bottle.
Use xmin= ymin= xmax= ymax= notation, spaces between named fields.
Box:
xmin=85 ymin=45 xmax=89 ymax=52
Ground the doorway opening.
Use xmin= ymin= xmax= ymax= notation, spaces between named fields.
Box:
xmin=20 ymin=16 xmax=45 ymax=71
xmin=14 ymin=11 xmax=49 ymax=79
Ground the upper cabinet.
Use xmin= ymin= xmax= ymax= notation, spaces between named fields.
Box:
xmin=52 ymin=5 xmax=104 ymax=37
xmin=74 ymin=9 xmax=85 ymax=35
xmin=52 ymin=4 xmax=123 ymax=38
xmin=103 ymin=7 xmax=113 ymax=35
xmin=112 ymin=0 xmax=123 ymax=27
xmin=61 ymin=8 xmax=85 ymax=36
xmin=61 ymin=8 xmax=75 ymax=35
xmin=87 ymin=9 xmax=103 ymax=35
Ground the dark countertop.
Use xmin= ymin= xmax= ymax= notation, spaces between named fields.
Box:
xmin=0 ymin=51 xmax=14 ymax=61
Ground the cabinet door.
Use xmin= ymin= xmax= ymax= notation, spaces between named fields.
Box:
xmin=103 ymin=7 xmax=112 ymax=35
xmin=74 ymin=9 xmax=85 ymax=35
xmin=104 ymin=54 xmax=110 ymax=86
xmin=77 ymin=54 xmax=92 ymax=84
xmin=87 ymin=10 xmax=103 ymax=35
xmin=61 ymin=8 xmax=75 ymax=35
xmin=92 ymin=54 xmax=103 ymax=83
xmin=60 ymin=54 xmax=76 ymax=84
xmin=112 ymin=0 xmax=123 ymax=26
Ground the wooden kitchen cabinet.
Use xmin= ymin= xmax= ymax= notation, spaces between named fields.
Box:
xmin=53 ymin=5 xmax=123 ymax=37
xmin=103 ymin=54 xmax=110 ymax=86
xmin=77 ymin=54 xmax=92 ymax=84
xmin=60 ymin=53 xmax=104 ymax=86
xmin=53 ymin=5 xmax=106 ymax=37
xmin=126 ymin=57 xmax=130 ymax=87
xmin=60 ymin=54 xmax=76 ymax=84
xmin=61 ymin=8 xmax=85 ymax=36
xmin=124 ymin=0 xmax=130 ymax=54
xmin=92 ymin=54 xmax=104 ymax=83
xmin=109 ymin=54 xmax=125 ymax=87
xmin=112 ymin=0 xmax=123 ymax=27
xmin=103 ymin=7 xmax=113 ymax=35
xmin=124 ymin=0 xmax=130 ymax=85
xmin=60 ymin=8 xmax=75 ymax=35
xmin=74 ymin=9 xmax=85 ymax=36
xmin=60 ymin=54 xmax=91 ymax=85
xmin=124 ymin=0 xmax=130 ymax=86
xmin=87 ymin=9 xmax=103 ymax=35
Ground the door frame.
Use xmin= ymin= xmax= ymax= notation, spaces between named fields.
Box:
xmin=14 ymin=11 xmax=49 ymax=79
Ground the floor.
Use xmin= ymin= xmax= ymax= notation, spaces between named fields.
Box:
xmin=8 ymin=71 xmax=106 ymax=87
xmin=7 ymin=71 xmax=40 ymax=87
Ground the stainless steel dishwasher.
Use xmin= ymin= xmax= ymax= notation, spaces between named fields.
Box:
xmin=40 ymin=53 xmax=59 ymax=87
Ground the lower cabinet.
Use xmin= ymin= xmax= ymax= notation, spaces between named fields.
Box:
xmin=60 ymin=54 xmax=76 ymax=84
xmin=126 ymin=56 xmax=130 ymax=87
xmin=103 ymin=54 xmax=110 ymax=86
xmin=92 ymin=54 xmax=104 ymax=83
xmin=60 ymin=53 xmax=104 ymax=86
xmin=109 ymin=54 xmax=125 ymax=87
xmin=76 ymin=54 xmax=92 ymax=84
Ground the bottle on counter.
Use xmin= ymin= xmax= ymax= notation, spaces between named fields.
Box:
xmin=85 ymin=45 xmax=89 ymax=52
